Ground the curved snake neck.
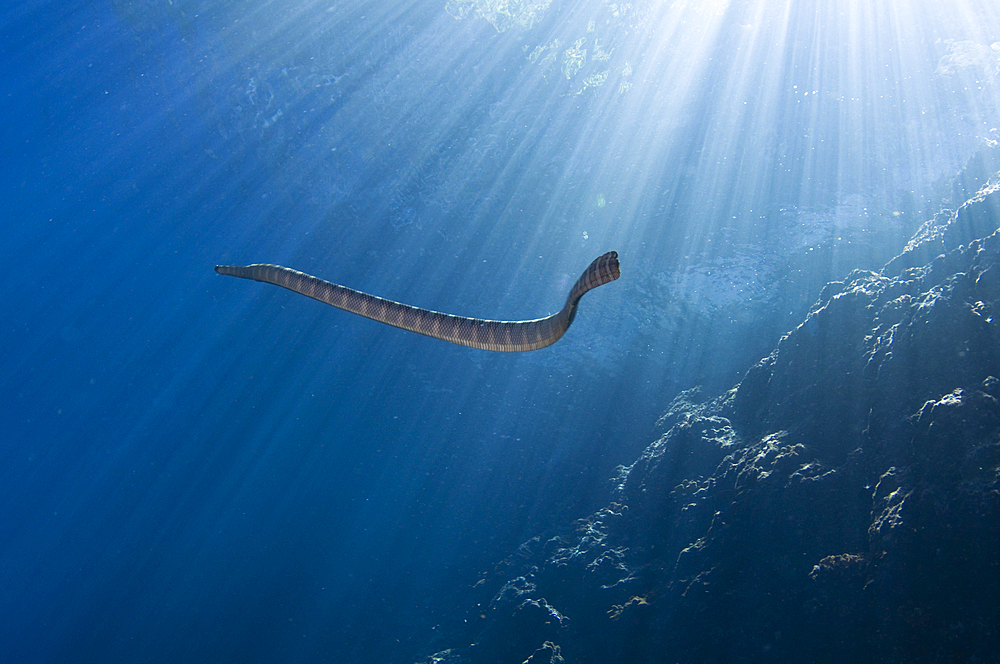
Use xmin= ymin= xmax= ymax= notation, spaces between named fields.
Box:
xmin=215 ymin=251 xmax=620 ymax=351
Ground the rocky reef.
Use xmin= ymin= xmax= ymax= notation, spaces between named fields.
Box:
xmin=419 ymin=175 xmax=1000 ymax=664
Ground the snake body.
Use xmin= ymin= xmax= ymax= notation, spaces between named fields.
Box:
xmin=215 ymin=251 xmax=619 ymax=351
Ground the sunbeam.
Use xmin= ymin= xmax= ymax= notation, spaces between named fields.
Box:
xmin=3 ymin=0 xmax=999 ymax=662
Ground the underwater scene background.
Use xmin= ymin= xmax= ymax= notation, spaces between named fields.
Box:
xmin=2 ymin=0 xmax=999 ymax=662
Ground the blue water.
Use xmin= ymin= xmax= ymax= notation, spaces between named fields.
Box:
xmin=2 ymin=0 xmax=998 ymax=662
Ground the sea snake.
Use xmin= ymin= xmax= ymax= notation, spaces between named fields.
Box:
xmin=214 ymin=251 xmax=619 ymax=351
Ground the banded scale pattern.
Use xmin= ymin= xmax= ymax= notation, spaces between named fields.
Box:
xmin=215 ymin=251 xmax=619 ymax=351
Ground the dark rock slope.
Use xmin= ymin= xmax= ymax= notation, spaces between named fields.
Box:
xmin=419 ymin=177 xmax=1000 ymax=664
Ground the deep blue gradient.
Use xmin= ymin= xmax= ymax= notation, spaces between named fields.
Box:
xmin=2 ymin=0 xmax=998 ymax=662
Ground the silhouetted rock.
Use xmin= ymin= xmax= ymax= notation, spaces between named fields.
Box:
xmin=418 ymin=177 xmax=1000 ymax=664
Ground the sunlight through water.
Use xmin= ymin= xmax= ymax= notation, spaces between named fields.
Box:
xmin=3 ymin=0 xmax=1000 ymax=661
